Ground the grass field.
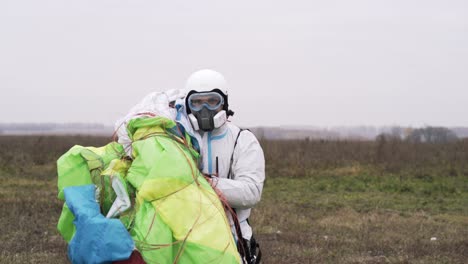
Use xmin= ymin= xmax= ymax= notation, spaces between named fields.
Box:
xmin=0 ymin=136 xmax=467 ymax=263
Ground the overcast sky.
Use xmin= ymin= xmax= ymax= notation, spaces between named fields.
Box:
xmin=0 ymin=0 xmax=467 ymax=127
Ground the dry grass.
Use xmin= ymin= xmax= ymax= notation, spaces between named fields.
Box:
xmin=0 ymin=135 xmax=467 ymax=263
xmin=255 ymin=194 xmax=467 ymax=263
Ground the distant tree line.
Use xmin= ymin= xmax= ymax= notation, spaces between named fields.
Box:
xmin=376 ymin=126 xmax=458 ymax=143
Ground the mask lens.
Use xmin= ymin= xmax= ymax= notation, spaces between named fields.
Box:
xmin=188 ymin=92 xmax=224 ymax=111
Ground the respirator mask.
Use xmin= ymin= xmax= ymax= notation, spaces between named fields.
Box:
xmin=187 ymin=92 xmax=227 ymax=131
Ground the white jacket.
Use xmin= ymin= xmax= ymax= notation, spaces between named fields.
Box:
xmin=197 ymin=122 xmax=265 ymax=240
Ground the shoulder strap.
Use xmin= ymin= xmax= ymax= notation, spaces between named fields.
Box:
xmin=227 ymin=128 xmax=247 ymax=179
xmin=228 ymin=128 xmax=262 ymax=264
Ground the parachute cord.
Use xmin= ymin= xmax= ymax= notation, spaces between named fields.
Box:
xmin=127 ymin=131 xmax=198 ymax=203
xmin=122 ymin=119 xmax=236 ymax=262
xmin=172 ymin=220 xmax=194 ymax=264
xmin=136 ymin=240 xmax=182 ymax=251
xmin=172 ymin=139 xmax=200 ymax=186
xmin=173 ymin=169 xmax=204 ymax=264
xmin=175 ymin=122 xmax=189 ymax=147
xmin=144 ymin=208 xmax=158 ymax=241
xmin=133 ymin=133 xmax=203 ymax=261
xmin=112 ymin=112 xmax=158 ymax=157
xmin=225 ymin=204 xmax=247 ymax=261
xmin=145 ymin=181 xmax=194 ymax=203
xmin=112 ymin=123 xmax=121 ymax=143
xmin=204 ymin=243 xmax=232 ymax=264
xmin=203 ymin=176 xmax=247 ymax=262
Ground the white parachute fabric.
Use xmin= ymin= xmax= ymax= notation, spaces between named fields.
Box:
xmin=115 ymin=89 xmax=183 ymax=155
xmin=115 ymin=89 xmax=202 ymax=156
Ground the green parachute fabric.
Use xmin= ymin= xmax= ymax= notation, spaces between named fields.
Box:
xmin=57 ymin=116 xmax=240 ymax=264
xmin=57 ymin=142 xmax=126 ymax=242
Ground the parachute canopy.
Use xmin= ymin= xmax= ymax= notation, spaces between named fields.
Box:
xmin=57 ymin=116 xmax=240 ymax=264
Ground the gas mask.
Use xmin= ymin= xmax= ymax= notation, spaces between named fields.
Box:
xmin=187 ymin=92 xmax=227 ymax=131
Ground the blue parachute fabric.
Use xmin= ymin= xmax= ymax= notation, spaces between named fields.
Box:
xmin=64 ymin=184 xmax=134 ymax=264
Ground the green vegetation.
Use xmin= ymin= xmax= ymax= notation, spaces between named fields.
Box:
xmin=263 ymin=172 xmax=466 ymax=214
xmin=0 ymin=136 xmax=467 ymax=263
xmin=254 ymin=172 xmax=467 ymax=263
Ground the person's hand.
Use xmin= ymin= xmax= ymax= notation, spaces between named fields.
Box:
xmin=203 ymin=174 xmax=221 ymax=189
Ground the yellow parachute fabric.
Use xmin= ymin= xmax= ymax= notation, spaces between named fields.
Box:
xmin=57 ymin=116 xmax=240 ymax=263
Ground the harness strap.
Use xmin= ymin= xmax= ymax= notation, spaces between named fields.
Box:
xmin=226 ymin=128 xmax=262 ymax=263
xmin=227 ymin=129 xmax=247 ymax=179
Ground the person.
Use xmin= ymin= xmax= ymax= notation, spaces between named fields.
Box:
xmin=183 ymin=69 xmax=265 ymax=264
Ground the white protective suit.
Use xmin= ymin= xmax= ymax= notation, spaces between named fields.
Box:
xmin=183 ymin=69 xmax=265 ymax=241
xmin=195 ymin=121 xmax=265 ymax=240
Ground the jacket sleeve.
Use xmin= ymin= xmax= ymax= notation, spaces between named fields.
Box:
xmin=216 ymin=131 xmax=265 ymax=209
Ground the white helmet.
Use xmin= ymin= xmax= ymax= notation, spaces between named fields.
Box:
xmin=185 ymin=69 xmax=228 ymax=96
xmin=185 ymin=69 xmax=234 ymax=131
